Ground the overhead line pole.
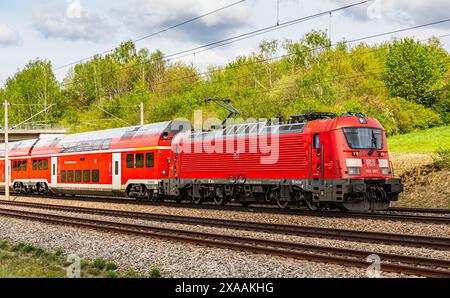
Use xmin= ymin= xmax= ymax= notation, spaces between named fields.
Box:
xmin=3 ymin=101 xmax=9 ymax=200
xmin=140 ymin=102 xmax=145 ymax=126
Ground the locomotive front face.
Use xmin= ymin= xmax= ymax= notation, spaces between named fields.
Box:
xmin=323 ymin=118 xmax=403 ymax=211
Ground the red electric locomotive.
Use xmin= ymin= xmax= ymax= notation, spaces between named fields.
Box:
xmin=0 ymin=112 xmax=403 ymax=212
xmin=166 ymin=112 xmax=403 ymax=211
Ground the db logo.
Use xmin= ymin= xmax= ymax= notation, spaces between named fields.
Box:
xmin=366 ymin=159 xmax=376 ymax=167
xmin=233 ymin=152 xmax=240 ymax=159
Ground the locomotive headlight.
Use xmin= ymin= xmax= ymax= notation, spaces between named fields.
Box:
xmin=347 ymin=167 xmax=361 ymax=176
xmin=382 ymin=168 xmax=390 ymax=175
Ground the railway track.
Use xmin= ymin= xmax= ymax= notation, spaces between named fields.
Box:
xmin=1 ymin=199 xmax=449 ymax=250
xmin=6 ymin=194 xmax=449 ymax=225
xmin=0 ymin=207 xmax=448 ymax=278
xmin=388 ymin=207 xmax=450 ymax=215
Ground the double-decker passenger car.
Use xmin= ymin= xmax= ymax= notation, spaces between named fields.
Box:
xmin=0 ymin=113 xmax=403 ymax=212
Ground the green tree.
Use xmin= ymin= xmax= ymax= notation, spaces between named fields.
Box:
xmin=1 ymin=59 xmax=63 ymax=126
xmin=384 ymin=38 xmax=448 ymax=108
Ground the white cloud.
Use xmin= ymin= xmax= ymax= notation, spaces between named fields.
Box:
xmin=330 ymin=0 xmax=450 ymax=28
xmin=32 ymin=0 xmax=112 ymax=42
xmin=0 ymin=24 xmax=21 ymax=46
xmin=116 ymin=0 xmax=250 ymax=43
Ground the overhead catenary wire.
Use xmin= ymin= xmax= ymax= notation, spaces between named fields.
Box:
xmin=60 ymin=17 xmax=450 ymax=93
xmin=60 ymin=0 xmax=374 ymax=89
xmin=53 ymin=0 xmax=247 ymax=71
xmin=92 ymin=32 xmax=450 ymax=110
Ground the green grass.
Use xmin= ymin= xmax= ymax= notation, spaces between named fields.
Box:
xmin=387 ymin=126 xmax=450 ymax=154
xmin=0 ymin=240 xmax=145 ymax=278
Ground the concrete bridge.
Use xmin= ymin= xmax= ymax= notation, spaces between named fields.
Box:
xmin=0 ymin=128 xmax=67 ymax=143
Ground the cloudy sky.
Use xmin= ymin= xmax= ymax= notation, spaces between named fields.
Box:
xmin=0 ymin=0 xmax=449 ymax=85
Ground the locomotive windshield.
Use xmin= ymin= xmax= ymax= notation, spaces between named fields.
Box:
xmin=343 ymin=128 xmax=383 ymax=150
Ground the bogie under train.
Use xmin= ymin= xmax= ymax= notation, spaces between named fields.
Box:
xmin=0 ymin=113 xmax=403 ymax=212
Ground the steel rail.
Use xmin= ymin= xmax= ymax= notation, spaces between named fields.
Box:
xmin=1 ymin=200 xmax=449 ymax=250
xmin=2 ymin=193 xmax=449 ymax=224
xmin=0 ymin=207 xmax=449 ymax=278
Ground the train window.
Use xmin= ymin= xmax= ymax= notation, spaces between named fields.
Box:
xmin=84 ymin=142 xmax=92 ymax=151
xmin=61 ymin=171 xmax=67 ymax=183
xmin=75 ymin=170 xmax=82 ymax=183
xmin=76 ymin=143 xmax=83 ymax=152
xmin=126 ymin=154 xmax=134 ymax=168
xmin=13 ymin=161 xmax=17 ymax=172
xmin=22 ymin=161 xmax=27 ymax=171
xmin=83 ymin=170 xmax=90 ymax=183
xmin=314 ymin=134 xmax=320 ymax=149
xmin=17 ymin=161 xmax=22 ymax=171
xmin=93 ymin=140 xmax=102 ymax=151
xmin=38 ymin=160 xmax=43 ymax=170
xmin=146 ymin=153 xmax=155 ymax=168
xmin=53 ymin=164 xmax=56 ymax=176
xmin=136 ymin=154 xmax=144 ymax=168
xmin=43 ymin=160 xmax=48 ymax=170
xmin=92 ymin=170 xmax=100 ymax=183
xmin=68 ymin=144 xmax=75 ymax=153
xmin=102 ymin=139 xmax=112 ymax=150
xmin=33 ymin=160 xmax=37 ymax=170
xmin=115 ymin=162 xmax=119 ymax=175
xmin=67 ymin=171 xmax=74 ymax=183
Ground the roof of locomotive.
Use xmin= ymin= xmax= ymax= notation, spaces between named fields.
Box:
xmin=0 ymin=120 xmax=190 ymax=157
xmin=177 ymin=115 xmax=384 ymax=143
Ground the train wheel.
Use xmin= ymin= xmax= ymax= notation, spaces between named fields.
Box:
xmin=193 ymin=197 xmax=203 ymax=205
xmin=268 ymin=188 xmax=289 ymax=210
xmin=277 ymin=200 xmax=289 ymax=210
xmin=214 ymin=187 xmax=227 ymax=206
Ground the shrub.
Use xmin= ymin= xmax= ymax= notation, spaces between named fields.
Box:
xmin=433 ymin=148 xmax=450 ymax=170
xmin=105 ymin=263 xmax=118 ymax=271
xmin=22 ymin=244 xmax=36 ymax=253
xmin=33 ymin=248 xmax=45 ymax=257
xmin=93 ymin=258 xmax=106 ymax=270
xmin=149 ymin=267 xmax=161 ymax=278
xmin=12 ymin=243 xmax=26 ymax=252
xmin=0 ymin=241 xmax=8 ymax=249
xmin=55 ymin=248 xmax=64 ymax=256
xmin=106 ymin=272 xmax=118 ymax=279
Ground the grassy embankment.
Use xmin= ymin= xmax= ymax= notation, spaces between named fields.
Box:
xmin=387 ymin=126 xmax=450 ymax=154
xmin=0 ymin=241 xmax=158 ymax=278
xmin=387 ymin=126 xmax=450 ymax=209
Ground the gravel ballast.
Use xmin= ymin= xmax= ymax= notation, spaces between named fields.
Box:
xmin=3 ymin=196 xmax=449 ymax=238
xmin=1 ymin=196 xmax=447 ymax=278
xmin=0 ymin=215 xmax=373 ymax=278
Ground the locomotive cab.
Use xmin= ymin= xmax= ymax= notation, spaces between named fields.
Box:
xmin=322 ymin=115 xmax=403 ymax=211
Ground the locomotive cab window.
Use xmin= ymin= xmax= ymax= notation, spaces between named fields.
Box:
xmin=343 ymin=128 xmax=383 ymax=150
xmin=13 ymin=161 xmax=17 ymax=171
xmin=38 ymin=160 xmax=43 ymax=170
xmin=146 ymin=153 xmax=155 ymax=168
xmin=126 ymin=154 xmax=134 ymax=168
xmin=22 ymin=161 xmax=27 ymax=171
xmin=136 ymin=154 xmax=144 ymax=168
xmin=43 ymin=160 xmax=48 ymax=170
xmin=33 ymin=160 xmax=37 ymax=170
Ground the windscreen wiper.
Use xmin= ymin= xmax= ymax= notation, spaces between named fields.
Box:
xmin=368 ymin=130 xmax=376 ymax=156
